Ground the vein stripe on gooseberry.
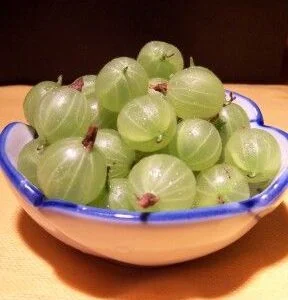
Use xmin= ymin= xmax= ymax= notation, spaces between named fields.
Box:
xmin=168 ymin=89 xmax=217 ymax=112
xmin=153 ymin=160 xmax=178 ymax=190
xmin=183 ymin=124 xmax=214 ymax=160
xmin=187 ymin=138 xmax=221 ymax=167
xmin=122 ymin=108 xmax=151 ymax=137
xmin=39 ymin=156 xmax=72 ymax=194
xmin=227 ymin=106 xmax=247 ymax=129
xmin=172 ymin=85 xmax=215 ymax=97
xmin=129 ymin=162 xmax=192 ymax=204
xmin=39 ymin=91 xmax=78 ymax=136
xmin=240 ymin=134 xmax=260 ymax=171
xmin=98 ymin=132 xmax=128 ymax=161
xmin=122 ymin=98 xmax=169 ymax=139
xmin=169 ymin=91 xmax=217 ymax=109
xmin=155 ymin=171 xmax=192 ymax=198
xmin=62 ymin=153 xmax=86 ymax=199
xmin=125 ymin=72 xmax=143 ymax=93
xmin=142 ymin=97 xmax=167 ymax=132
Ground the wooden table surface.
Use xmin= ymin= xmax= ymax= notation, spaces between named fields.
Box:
xmin=0 ymin=85 xmax=288 ymax=300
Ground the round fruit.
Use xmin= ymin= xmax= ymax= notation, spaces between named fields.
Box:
xmin=23 ymin=77 xmax=62 ymax=127
xmin=169 ymin=119 xmax=222 ymax=171
xmin=37 ymin=126 xmax=107 ymax=204
xmin=94 ymin=57 xmax=149 ymax=112
xmin=225 ymin=128 xmax=281 ymax=183
xmin=95 ymin=129 xmax=135 ymax=179
xmin=166 ymin=67 xmax=225 ymax=120
xmin=34 ymin=86 xmax=88 ymax=143
xmin=108 ymin=178 xmax=135 ymax=211
xmin=137 ymin=41 xmax=184 ymax=79
xmin=128 ymin=154 xmax=196 ymax=212
xmin=17 ymin=138 xmax=47 ymax=187
xmin=117 ymin=94 xmax=177 ymax=152
xmin=86 ymin=97 xmax=117 ymax=129
xmin=195 ymin=163 xmax=250 ymax=207
xmin=216 ymin=102 xmax=250 ymax=145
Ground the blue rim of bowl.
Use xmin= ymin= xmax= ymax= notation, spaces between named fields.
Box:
xmin=0 ymin=90 xmax=287 ymax=223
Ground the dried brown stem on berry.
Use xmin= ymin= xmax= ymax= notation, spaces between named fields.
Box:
xmin=224 ymin=92 xmax=236 ymax=106
xmin=229 ymin=92 xmax=236 ymax=102
xmin=165 ymin=53 xmax=175 ymax=59
xmin=151 ymin=82 xmax=168 ymax=95
xmin=224 ymin=166 xmax=232 ymax=179
xmin=70 ymin=77 xmax=84 ymax=92
xmin=82 ymin=126 xmax=98 ymax=151
xmin=217 ymin=195 xmax=225 ymax=204
xmin=160 ymin=53 xmax=175 ymax=61
xmin=123 ymin=66 xmax=128 ymax=74
xmin=137 ymin=193 xmax=159 ymax=209
xmin=210 ymin=113 xmax=219 ymax=123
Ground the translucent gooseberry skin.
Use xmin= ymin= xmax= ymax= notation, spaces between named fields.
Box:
xmin=23 ymin=80 xmax=61 ymax=127
xmin=134 ymin=146 xmax=170 ymax=163
xmin=189 ymin=65 xmax=214 ymax=75
xmin=117 ymin=94 xmax=177 ymax=152
xmin=108 ymin=178 xmax=135 ymax=211
xmin=81 ymin=75 xmax=97 ymax=100
xmin=249 ymin=180 xmax=271 ymax=197
xmin=95 ymin=129 xmax=135 ymax=180
xmin=128 ymin=154 xmax=196 ymax=212
xmin=166 ymin=67 xmax=225 ymax=120
xmin=37 ymin=137 xmax=107 ymax=205
xmin=78 ymin=75 xmax=118 ymax=129
xmin=94 ymin=57 xmax=149 ymax=113
xmin=168 ymin=119 xmax=222 ymax=171
xmin=224 ymin=128 xmax=281 ymax=183
xmin=17 ymin=138 xmax=46 ymax=188
xmin=195 ymin=163 xmax=250 ymax=207
xmin=217 ymin=103 xmax=250 ymax=145
xmin=88 ymin=187 xmax=109 ymax=208
xmin=137 ymin=41 xmax=184 ymax=79
xmin=86 ymin=98 xmax=118 ymax=130
xmin=34 ymin=86 xmax=88 ymax=144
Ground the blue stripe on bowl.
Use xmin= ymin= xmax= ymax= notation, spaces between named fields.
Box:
xmin=0 ymin=91 xmax=287 ymax=223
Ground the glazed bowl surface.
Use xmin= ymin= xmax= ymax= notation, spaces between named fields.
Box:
xmin=0 ymin=90 xmax=287 ymax=266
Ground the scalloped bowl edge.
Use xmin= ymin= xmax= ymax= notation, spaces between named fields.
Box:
xmin=0 ymin=90 xmax=287 ymax=266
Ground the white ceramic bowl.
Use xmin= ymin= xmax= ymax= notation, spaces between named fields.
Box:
xmin=1 ymin=90 xmax=287 ymax=266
